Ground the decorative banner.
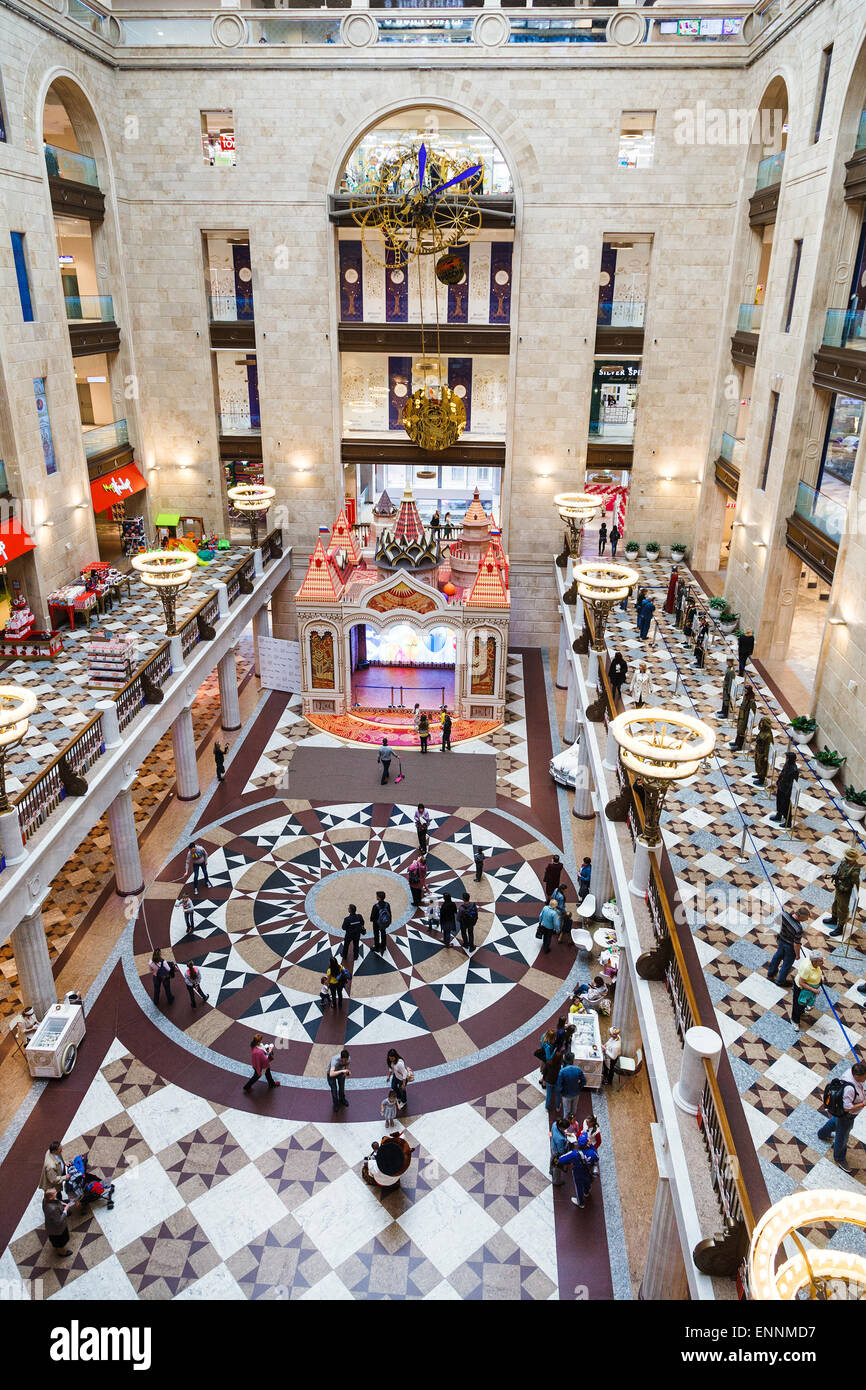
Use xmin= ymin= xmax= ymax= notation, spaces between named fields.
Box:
xmin=597 ymin=242 xmax=617 ymax=325
xmin=447 ymin=244 xmax=470 ymax=323
xmin=388 ymin=355 xmax=412 ymax=431
xmin=471 ymin=634 xmax=496 ymax=695
xmin=584 ymin=481 xmax=629 ymax=533
xmin=489 ymin=242 xmax=513 ymax=324
xmin=468 ymin=241 xmax=491 ymax=324
xmin=339 ymin=239 xmax=364 ymax=322
xmin=310 ymin=631 xmax=335 ymax=689
xmin=33 ymin=378 xmax=57 ymax=476
xmin=90 ymin=463 xmax=148 ymax=514
xmin=258 ymin=637 xmax=301 ymax=693
xmin=233 ymin=242 xmax=254 ymax=321
xmin=385 ymin=239 xmax=408 ymax=322
xmin=447 ymin=357 xmax=472 ymax=434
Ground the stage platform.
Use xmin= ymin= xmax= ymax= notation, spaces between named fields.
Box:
xmin=306 ymin=707 xmax=501 ymax=748
xmin=351 ymin=663 xmax=455 ymax=710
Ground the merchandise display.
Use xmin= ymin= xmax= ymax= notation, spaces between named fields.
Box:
xmin=0 ymin=584 xmax=63 ymax=660
xmin=86 ymin=632 xmax=136 ymax=689
xmin=567 ymin=1010 xmax=604 ymax=1089
xmin=120 ymin=516 xmax=146 ymax=557
xmin=47 ymin=583 xmax=98 ymax=631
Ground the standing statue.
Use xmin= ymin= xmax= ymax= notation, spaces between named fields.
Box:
xmin=694 ymin=618 xmax=709 ymax=669
xmin=718 ymin=659 xmax=736 ymax=719
xmin=729 ymin=682 xmax=755 ymax=752
xmin=683 ymin=596 xmax=697 ymax=639
xmin=824 ymin=848 xmax=862 ymax=938
xmin=664 ymin=567 xmax=679 ymax=614
xmin=674 ymin=577 xmax=687 ymax=628
xmin=752 ymin=715 xmax=773 ymax=786
xmin=771 ymin=748 xmax=799 ymax=825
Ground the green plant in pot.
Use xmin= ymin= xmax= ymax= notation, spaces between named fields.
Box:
xmin=814 ymin=744 xmax=846 ymax=783
xmin=843 ymin=785 xmax=866 ymax=823
xmin=645 ymin=540 xmax=660 ymax=556
xmin=790 ymin=715 xmax=816 ymax=747
xmin=708 ymin=596 xmax=727 ymax=611
xmin=624 ymin=541 xmax=639 ymax=556
xmin=718 ymin=605 xmax=739 ymax=632
xmin=670 ymin=540 xmax=687 ymax=557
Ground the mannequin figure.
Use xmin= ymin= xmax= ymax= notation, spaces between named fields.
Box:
xmin=752 ymin=715 xmax=773 ymax=786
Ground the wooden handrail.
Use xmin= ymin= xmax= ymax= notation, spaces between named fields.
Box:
xmin=12 ymin=708 xmax=104 ymax=805
xmin=702 ymin=1056 xmax=756 ymax=1232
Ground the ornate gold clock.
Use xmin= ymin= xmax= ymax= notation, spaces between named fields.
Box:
xmin=348 ymin=141 xmax=483 ymax=269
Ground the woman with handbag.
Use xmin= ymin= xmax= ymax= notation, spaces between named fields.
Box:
xmin=184 ymin=962 xmax=208 ymax=1010
xmin=148 ymin=948 xmax=174 ymax=1007
xmin=791 ymin=951 xmax=823 ymax=1026
xmin=386 ymin=1049 xmax=412 ymax=1110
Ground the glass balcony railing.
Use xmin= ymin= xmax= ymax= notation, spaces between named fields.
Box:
xmin=64 ymin=295 xmax=114 ymax=323
xmin=755 ymin=151 xmax=785 ymax=191
xmin=597 ymin=300 xmax=645 ymax=329
xmin=855 ymin=109 xmax=866 ymax=152
xmin=67 ymin=0 xmax=107 ymax=36
xmin=44 ymin=143 xmax=99 ymax=186
xmin=823 ymin=308 xmax=866 ymax=353
xmin=83 ymin=419 xmax=128 ymax=459
xmin=219 ymin=412 xmax=261 ymax=435
xmin=795 ymin=479 xmax=846 ymax=545
xmin=719 ymin=432 xmax=746 ymax=470
xmin=208 ymin=294 xmax=255 ymax=324
xmin=737 ymin=303 xmax=763 ymax=333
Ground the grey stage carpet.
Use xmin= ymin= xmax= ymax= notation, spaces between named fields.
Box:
xmin=285 ymin=743 xmax=497 ymax=807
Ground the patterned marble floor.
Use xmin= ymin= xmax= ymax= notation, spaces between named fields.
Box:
xmin=608 ymin=559 xmax=866 ymax=1207
xmin=0 ymin=545 xmax=252 ymax=796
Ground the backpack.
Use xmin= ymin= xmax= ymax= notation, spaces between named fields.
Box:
xmin=463 ymin=903 xmax=478 ymax=926
xmin=823 ymin=1078 xmax=851 ymax=1118
xmin=378 ymin=903 xmax=392 ymax=928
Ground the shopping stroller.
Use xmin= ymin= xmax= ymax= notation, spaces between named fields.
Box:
xmin=63 ymin=1154 xmax=115 ymax=1210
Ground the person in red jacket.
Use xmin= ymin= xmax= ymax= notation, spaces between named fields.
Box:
xmin=243 ymin=1034 xmax=280 ymax=1093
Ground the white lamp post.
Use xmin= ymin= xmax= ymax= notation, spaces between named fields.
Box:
xmin=227 ymin=482 xmax=275 ymax=548
xmin=131 ymin=549 xmax=197 ymax=635
xmin=0 ymin=685 xmax=37 ymax=812
xmin=573 ymin=560 xmax=640 ymax=687
xmin=610 ymin=707 xmax=716 ymax=897
xmin=749 ymin=1189 xmax=866 ymax=1300
xmin=554 ymin=492 xmax=602 ymax=563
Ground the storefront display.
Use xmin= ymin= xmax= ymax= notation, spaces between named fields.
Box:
xmin=589 ymin=360 xmax=641 ymax=442
xmin=86 ymin=633 xmax=135 ymax=689
xmin=568 ymin=1010 xmax=603 ymax=1089
xmin=0 ymin=582 xmax=63 ymax=660
xmin=121 ymin=516 xmax=146 ymax=556
xmin=48 ymin=583 xmax=98 ymax=630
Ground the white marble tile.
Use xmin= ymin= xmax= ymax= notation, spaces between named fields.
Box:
xmin=100 ymin=1037 xmax=133 ymax=1069
xmin=681 ymin=807 xmax=716 ymax=829
xmin=785 ymin=857 xmax=825 ymax=884
xmin=174 ymin=1262 xmax=246 ymax=1301
xmin=714 ymin=1009 xmax=747 ymax=1046
xmin=693 ymin=936 xmax=720 ymax=967
xmin=92 ymin=1156 xmax=185 ymax=1249
xmin=503 ymin=1105 xmax=555 ymax=1173
xmin=764 ymin=1053 xmax=821 ymax=1100
xmin=502 ymin=1188 xmax=558 ymax=1284
xmin=316 ymin=1119 xmax=385 ymax=1170
xmin=742 ymin=1101 xmax=778 ymax=1151
xmin=805 ymin=1013 xmax=860 ymax=1056
xmin=49 ymin=1255 xmax=139 ymax=1301
xmin=293 ymin=1168 xmax=391 ymax=1266
xmin=217 ymin=1107 xmax=303 ymax=1162
xmin=190 ymin=1163 xmax=289 ymax=1262
xmin=299 ymin=1270 xmax=356 ymax=1301
xmin=11 ymin=1186 xmax=49 ymax=1241
xmin=802 ymin=1157 xmax=864 ymax=1194
xmin=397 ymin=1176 xmax=498 ymax=1277
xmin=405 ymin=1103 xmax=499 ymax=1172
xmin=693 ymin=851 xmax=737 ymax=880
xmin=126 ymin=1085 xmax=217 ymax=1154
xmin=735 ymin=971 xmax=786 ymax=1009
xmin=425 ymin=1278 xmax=463 ymax=1300
xmin=62 ymin=1071 xmax=125 ymax=1145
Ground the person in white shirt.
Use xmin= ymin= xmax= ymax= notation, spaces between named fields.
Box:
xmin=817 ymin=1061 xmax=866 ymax=1169
xmin=629 ymin=663 xmax=654 ymax=709
xmin=603 ymin=1027 xmax=622 ymax=1085
xmin=415 ymin=803 xmax=430 ymax=853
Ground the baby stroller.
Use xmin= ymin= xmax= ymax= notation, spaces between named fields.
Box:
xmin=63 ymin=1154 xmax=115 ymax=1210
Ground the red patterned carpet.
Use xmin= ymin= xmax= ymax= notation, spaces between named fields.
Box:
xmin=306 ymin=710 xmax=502 ymax=747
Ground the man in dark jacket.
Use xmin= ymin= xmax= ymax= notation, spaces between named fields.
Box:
xmin=543 ymin=855 xmax=564 ymax=899
xmin=458 ymin=892 xmax=478 ymax=952
xmin=766 ymin=906 xmax=807 ymax=986
xmin=213 ymin=740 xmax=228 ymax=782
xmin=738 ymin=627 xmax=755 ymax=676
xmin=441 ymin=710 xmax=453 ymax=751
xmin=340 ymin=905 xmax=365 ymax=962
xmin=370 ymin=891 xmax=391 ymax=952
xmin=608 ymin=651 xmax=628 ymax=702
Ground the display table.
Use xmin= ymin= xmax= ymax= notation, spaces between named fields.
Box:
xmin=601 ymin=901 xmax=622 ymax=930
xmin=568 ymin=1010 xmax=603 ymax=1089
xmin=48 ymin=585 xmax=97 ymax=630
xmin=594 ymin=926 xmax=618 ymax=953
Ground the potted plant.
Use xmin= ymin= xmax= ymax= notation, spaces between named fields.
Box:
xmin=814 ymin=745 xmax=846 ymax=783
xmin=645 ymin=540 xmax=660 ymax=559
xmin=718 ymin=605 xmax=739 ymax=634
xmin=670 ymin=540 xmax=687 ymax=561
xmin=790 ymin=715 xmax=816 ymax=747
xmin=625 ymin=540 xmax=639 ymax=558
xmin=708 ymin=596 xmax=727 ymax=612
xmin=843 ymin=786 xmax=866 ymax=824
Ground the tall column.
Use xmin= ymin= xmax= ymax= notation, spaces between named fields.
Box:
xmin=603 ymin=724 xmax=619 ymax=771
xmin=270 ymin=572 xmax=297 ymax=642
xmin=640 ymin=1125 xmax=691 ymax=1301
xmin=564 ymin=664 xmax=578 ymax=745
xmin=218 ymin=648 xmax=242 ymax=731
xmin=629 ymin=838 xmax=659 ymax=899
xmin=572 ymin=722 xmax=594 ymax=819
xmin=674 ymin=1025 xmax=722 ymax=1115
xmin=106 ymin=784 xmax=144 ymax=897
xmin=0 ymin=807 xmax=26 ymax=866
xmin=590 ymin=800 xmax=613 ymax=902
xmin=171 ymin=707 xmax=200 ymax=801
xmin=252 ymin=603 xmax=270 ymax=677
xmin=556 ymin=617 xmax=569 ymax=689
xmin=611 ymin=953 xmax=640 ymax=1055
xmin=587 ymin=646 xmax=600 ymax=689
xmin=11 ymin=903 xmax=56 ymax=1020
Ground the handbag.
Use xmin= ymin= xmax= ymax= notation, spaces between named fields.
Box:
xmin=533 ymin=1047 xmax=546 ymax=1061
xmin=797 ymin=987 xmax=816 ymax=1008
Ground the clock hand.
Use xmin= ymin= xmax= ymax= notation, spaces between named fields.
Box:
xmin=429 ymin=164 xmax=482 ymax=196
xmin=418 ymin=143 xmax=427 ymax=190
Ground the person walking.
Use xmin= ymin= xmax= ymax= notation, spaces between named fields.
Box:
xmin=577 ymin=857 xmax=592 ymax=903
xmin=817 ymin=1061 xmax=866 ymax=1170
xmin=412 ymin=703 xmax=421 ymax=734
xmin=327 ymin=1048 xmax=351 ymax=1111
xmin=718 ymin=659 xmax=736 ymax=719
xmin=597 ymin=520 xmax=608 ymax=556
xmin=630 ymin=662 xmax=654 ymax=709
xmin=443 ymin=511 xmax=452 ymax=541
xmin=149 ymin=949 xmax=174 ymax=1006
xmin=42 ymin=1187 xmax=74 ymax=1257
xmin=377 ymin=738 xmax=393 ymax=785
xmin=556 ymin=1061 xmax=588 ymax=1119
xmin=458 ymin=892 xmax=478 ymax=951
xmin=556 ymin=1133 xmax=599 ymax=1209
xmin=473 ymin=845 xmax=485 ymax=882
xmin=766 ymin=906 xmax=808 ymax=986
xmin=603 ymin=1027 xmax=622 ymax=1085
xmin=771 ymin=747 xmax=799 ymax=825
xmin=543 ymin=854 xmax=564 ymax=899
xmin=549 ymin=1113 xmax=571 ymax=1185
xmin=415 ymin=803 xmax=430 ymax=852
xmin=178 ymin=893 xmax=195 ymax=935
xmin=608 ymin=652 xmax=628 ymax=702
xmin=213 ymin=739 xmax=228 ymax=783
xmin=184 ymin=962 xmax=207 ymax=1009
xmin=407 ymin=853 xmax=426 ymax=906
xmin=40 ymin=1141 xmax=68 ymax=1194
xmin=441 ymin=709 xmax=453 ymax=751
xmin=243 ymin=1034 xmax=280 ymax=1093
xmin=326 ymin=955 xmax=347 ymax=1008
xmin=637 ymin=595 xmax=655 ymax=641
xmin=609 ymin=524 xmax=621 ymax=559
xmin=538 ymin=899 xmax=559 ymax=955
xmin=418 ymin=711 xmax=430 ymax=754
xmin=738 ymin=627 xmax=755 ymax=677
xmin=386 ymin=1048 xmax=411 ymax=1110
xmin=186 ymin=841 xmax=210 ymax=893
xmin=340 ymin=904 xmax=365 ymax=962
xmin=371 ymin=891 xmax=392 ymax=952
xmin=791 ymin=950 xmax=823 ymax=1027
xmin=438 ymin=891 xmax=459 ymax=947
xmin=542 ymin=1049 xmax=564 ymax=1113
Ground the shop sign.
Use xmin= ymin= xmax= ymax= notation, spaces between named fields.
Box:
xmin=595 ymin=363 xmax=641 ymax=382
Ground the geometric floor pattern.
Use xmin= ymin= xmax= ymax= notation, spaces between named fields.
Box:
xmin=609 ymin=557 xmax=866 ymax=1209
xmin=0 ymin=1037 xmax=559 ymax=1301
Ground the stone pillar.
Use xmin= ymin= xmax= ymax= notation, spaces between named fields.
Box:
xmin=564 ymin=664 xmax=579 ymax=745
xmin=252 ymin=603 xmax=271 ymax=677
xmin=11 ymin=903 xmax=56 ymax=1020
xmin=572 ymin=723 xmax=594 ymax=820
xmin=587 ymin=646 xmax=599 ymax=689
xmin=590 ymin=802 xmax=613 ymax=903
xmin=106 ymin=785 xmax=144 ymax=897
xmin=556 ymin=617 xmax=569 ymax=689
xmin=640 ymin=1125 xmax=691 ymax=1301
xmin=96 ymin=700 xmax=121 ymax=749
xmin=629 ymin=837 xmax=658 ymax=900
xmin=611 ymin=953 xmax=640 ymax=1055
xmin=270 ymin=572 xmax=298 ymax=643
xmin=171 ymin=707 xmax=200 ymax=801
xmin=0 ymin=807 xmax=26 ymax=865
xmin=216 ymin=582 xmax=230 ymax=619
xmin=169 ymin=633 xmax=185 ymax=673
xmin=253 ymin=547 xmax=264 ymax=578
xmin=674 ymin=1025 xmax=723 ymax=1115
xmin=603 ymin=724 xmax=619 ymax=771
xmin=218 ymin=649 xmax=242 ymax=731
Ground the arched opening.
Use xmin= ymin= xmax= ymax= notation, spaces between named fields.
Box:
xmin=349 ymin=618 xmax=458 ymax=710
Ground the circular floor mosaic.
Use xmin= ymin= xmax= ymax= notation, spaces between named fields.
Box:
xmin=133 ymin=799 xmax=573 ymax=1103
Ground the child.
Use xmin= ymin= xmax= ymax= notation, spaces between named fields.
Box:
xmin=381 ymin=1089 xmax=400 ymax=1130
xmin=581 ymin=1114 xmax=602 ymax=1151
xmin=319 ymin=976 xmax=331 ymax=1009
xmin=583 ymin=975 xmax=610 ymax=1015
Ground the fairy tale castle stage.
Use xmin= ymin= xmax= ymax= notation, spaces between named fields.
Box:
xmin=295 ymin=487 xmax=511 ymax=748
